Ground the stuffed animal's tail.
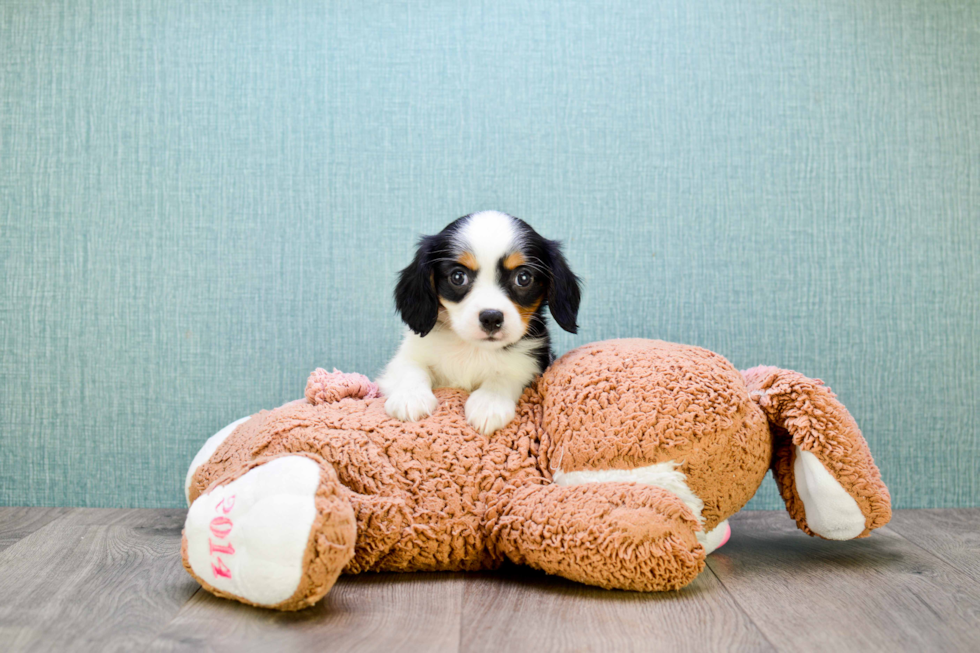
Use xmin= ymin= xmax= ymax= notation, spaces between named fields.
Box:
xmin=305 ymin=368 xmax=380 ymax=404
xmin=741 ymin=366 xmax=891 ymax=539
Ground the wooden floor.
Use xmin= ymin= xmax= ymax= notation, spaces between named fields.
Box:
xmin=0 ymin=508 xmax=977 ymax=652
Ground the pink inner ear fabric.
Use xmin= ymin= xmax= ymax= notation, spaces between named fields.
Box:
xmin=305 ymin=368 xmax=381 ymax=404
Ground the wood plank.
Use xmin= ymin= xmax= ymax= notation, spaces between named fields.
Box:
xmin=151 ymin=571 xmax=463 ymax=653
xmin=1 ymin=507 xmax=976 ymax=651
xmin=0 ymin=508 xmax=199 ymax=652
xmin=708 ymin=511 xmax=980 ymax=653
xmin=888 ymin=509 xmax=980 ymax=585
xmin=460 ymin=562 xmax=774 ymax=653
xmin=0 ymin=507 xmax=73 ymax=552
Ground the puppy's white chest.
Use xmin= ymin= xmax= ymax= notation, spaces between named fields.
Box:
xmin=428 ymin=337 xmax=504 ymax=390
xmin=416 ymin=330 xmax=541 ymax=394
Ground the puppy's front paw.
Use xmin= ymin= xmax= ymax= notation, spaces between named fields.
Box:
xmin=465 ymin=389 xmax=516 ymax=435
xmin=384 ymin=388 xmax=438 ymax=422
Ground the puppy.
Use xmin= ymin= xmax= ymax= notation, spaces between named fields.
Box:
xmin=378 ymin=211 xmax=581 ymax=435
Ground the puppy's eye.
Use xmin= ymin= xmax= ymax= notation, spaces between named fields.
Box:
xmin=515 ymin=270 xmax=533 ymax=287
xmin=450 ymin=269 xmax=469 ymax=286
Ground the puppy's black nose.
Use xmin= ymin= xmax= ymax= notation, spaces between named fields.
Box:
xmin=479 ymin=309 xmax=504 ymax=335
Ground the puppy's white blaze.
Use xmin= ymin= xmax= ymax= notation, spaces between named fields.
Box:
xmin=455 ymin=211 xmax=523 ymax=263
xmin=444 ymin=284 xmax=524 ymax=346
xmin=444 ymin=211 xmax=527 ymax=346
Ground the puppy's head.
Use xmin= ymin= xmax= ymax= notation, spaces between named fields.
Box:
xmin=394 ymin=211 xmax=581 ymax=347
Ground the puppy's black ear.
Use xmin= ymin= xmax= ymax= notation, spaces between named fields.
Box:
xmin=394 ymin=235 xmax=440 ymax=337
xmin=543 ymin=239 xmax=582 ymax=334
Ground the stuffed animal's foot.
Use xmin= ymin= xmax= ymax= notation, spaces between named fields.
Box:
xmin=698 ymin=519 xmax=731 ymax=554
xmin=182 ymin=454 xmax=356 ymax=611
xmin=490 ymin=482 xmax=706 ymax=592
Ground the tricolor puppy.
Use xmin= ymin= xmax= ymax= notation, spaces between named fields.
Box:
xmin=378 ymin=211 xmax=581 ymax=435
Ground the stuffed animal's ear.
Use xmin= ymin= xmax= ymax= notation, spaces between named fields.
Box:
xmin=394 ymin=236 xmax=440 ymax=337
xmin=742 ymin=365 xmax=892 ymax=539
xmin=543 ymin=239 xmax=582 ymax=334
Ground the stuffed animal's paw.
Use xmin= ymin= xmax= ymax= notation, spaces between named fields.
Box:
xmin=183 ymin=455 xmax=355 ymax=610
xmin=465 ymin=388 xmax=516 ymax=435
xmin=384 ymin=387 xmax=438 ymax=422
xmin=184 ymin=456 xmax=322 ymax=606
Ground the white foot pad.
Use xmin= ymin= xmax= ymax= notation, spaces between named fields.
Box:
xmin=185 ymin=456 xmax=321 ymax=607
xmin=794 ymin=447 xmax=866 ymax=540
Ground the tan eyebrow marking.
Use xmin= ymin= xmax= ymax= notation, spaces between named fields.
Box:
xmin=456 ymin=252 xmax=478 ymax=270
xmin=502 ymin=252 xmax=526 ymax=270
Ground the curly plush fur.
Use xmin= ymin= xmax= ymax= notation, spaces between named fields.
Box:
xmin=182 ymin=339 xmax=891 ymax=610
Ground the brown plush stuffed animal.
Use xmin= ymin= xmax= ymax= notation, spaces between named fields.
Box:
xmin=182 ymin=339 xmax=891 ymax=610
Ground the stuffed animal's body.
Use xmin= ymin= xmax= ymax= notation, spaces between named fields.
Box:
xmin=182 ymin=339 xmax=891 ymax=610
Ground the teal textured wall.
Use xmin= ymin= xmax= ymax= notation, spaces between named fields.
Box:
xmin=1 ymin=0 xmax=977 ymax=509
